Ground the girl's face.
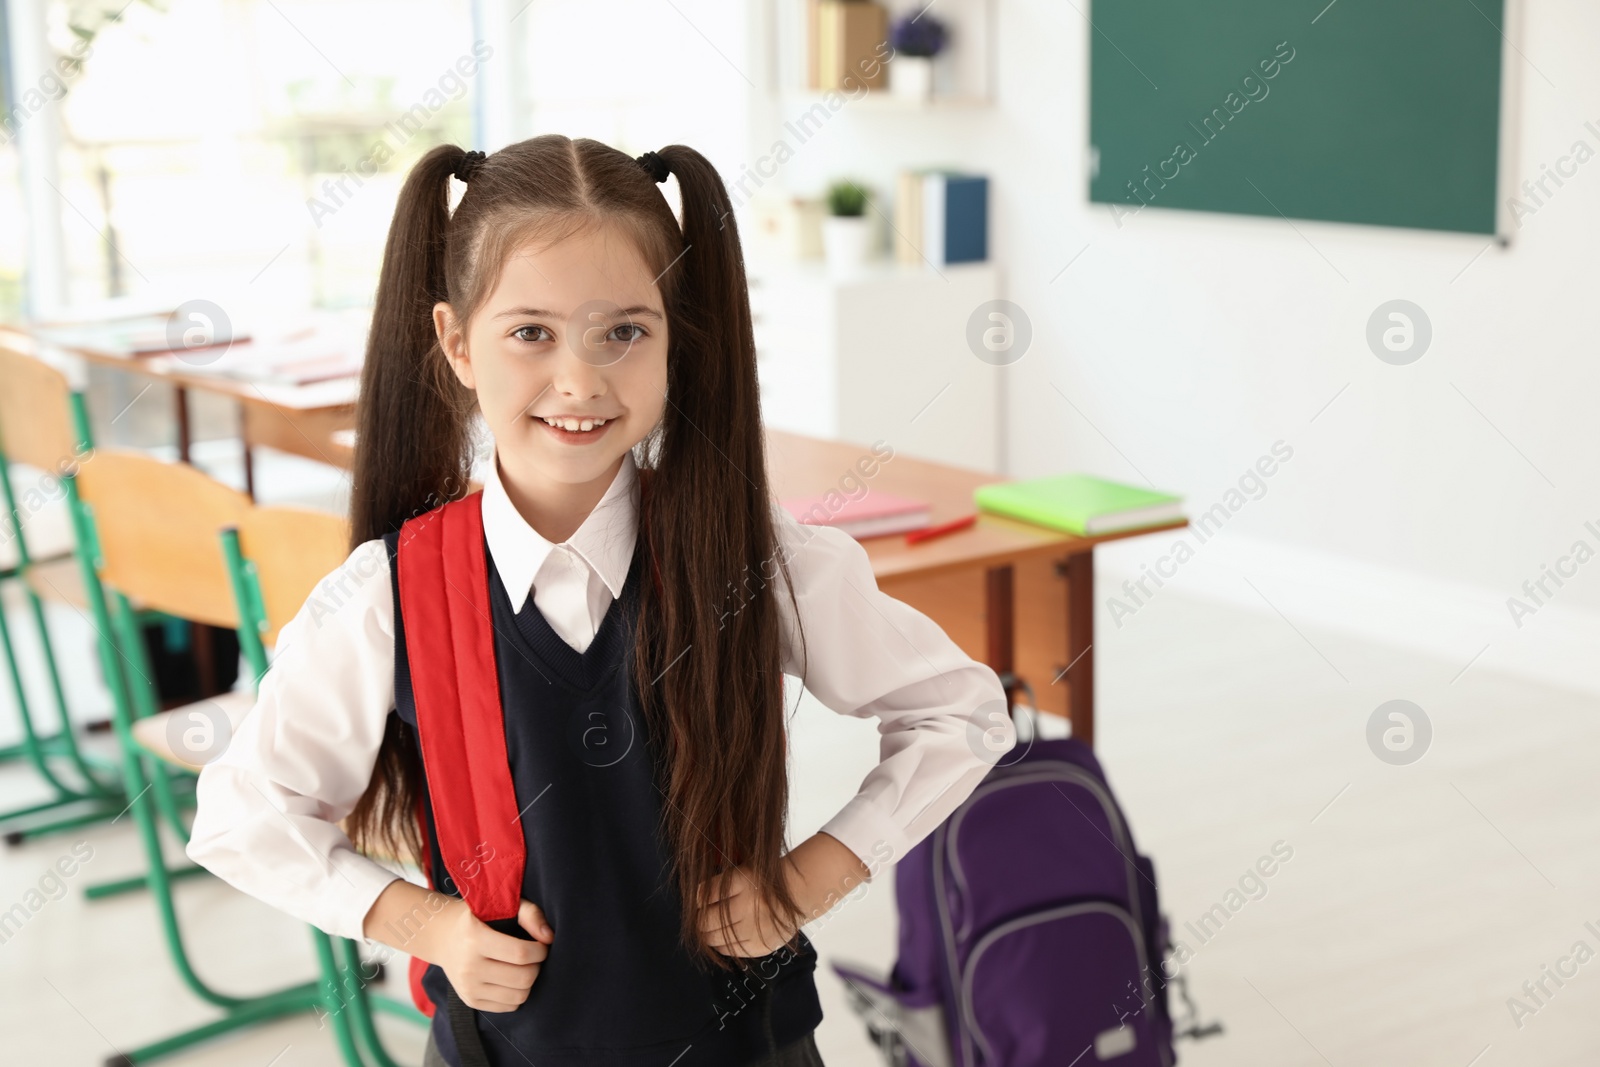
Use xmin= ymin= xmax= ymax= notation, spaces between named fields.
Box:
xmin=436 ymin=221 xmax=669 ymax=506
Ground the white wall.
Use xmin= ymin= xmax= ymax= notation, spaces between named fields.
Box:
xmin=735 ymin=0 xmax=1600 ymax=692
xmin=508 ymin=0 xmax=754 ymax=176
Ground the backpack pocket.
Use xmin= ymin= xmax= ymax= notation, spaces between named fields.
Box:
xmin=959 ymin=903 xmax=1162 ymax=1067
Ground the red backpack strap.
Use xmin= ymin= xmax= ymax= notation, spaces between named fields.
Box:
xmin=397 ymin=492 xmax=525 ymax=923
xmin=407 ymin=791 xmax=437 ymax=1017
xmin=407 ymin=956 xmax=434 ymax=1018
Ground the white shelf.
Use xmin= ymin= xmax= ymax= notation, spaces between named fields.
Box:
xmin=748 ymin=259 xmax=1004 ymax=472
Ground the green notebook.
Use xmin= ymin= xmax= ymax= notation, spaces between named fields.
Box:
xmin=974 ymin=474 xmax=1184 ymax=536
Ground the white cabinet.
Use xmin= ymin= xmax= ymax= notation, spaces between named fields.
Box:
xmin=748 ymin=259 xmax=1002 ymax=472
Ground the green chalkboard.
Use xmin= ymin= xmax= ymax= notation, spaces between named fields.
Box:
xmin=1088 ymin=0 xmax=1506 ymax=234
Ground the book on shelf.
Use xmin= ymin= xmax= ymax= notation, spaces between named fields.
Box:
xmin=780 ymin=489 xmax=931 ymax=539
xmin=812 ymin=0 xmax=888 ymax=91
xmin=894 ymin=170 xmax=925 ymax=264
xmin=974 ymin=474 xmax=1184 ymax=536
xmin=894 ymin=169 xmax=989 ymax=267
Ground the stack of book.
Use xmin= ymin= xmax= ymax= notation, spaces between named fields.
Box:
xmin=894 ymin=170 xmax=989 ymax=267
xmin=809 ymin=0 xmax=888 ymax=91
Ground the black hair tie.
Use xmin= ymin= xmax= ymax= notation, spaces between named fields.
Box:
xmin=636 ymin=151 xmax=670 ymax=183
xmin=454 ymin=149 xmax=487 ymax=182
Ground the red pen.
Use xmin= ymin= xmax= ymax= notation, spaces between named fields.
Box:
xmin=906 ymin=513 xmax=977 ymax=545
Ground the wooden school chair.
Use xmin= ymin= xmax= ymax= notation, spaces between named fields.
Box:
xmin=72 ymin=449 xmax=414 ymax=1066
xmin=0 ymin=340 xmax=128 ymax=843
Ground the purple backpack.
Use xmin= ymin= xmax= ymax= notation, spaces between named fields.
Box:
xmin=833 ymin=735 xmax=1181 ymax=1067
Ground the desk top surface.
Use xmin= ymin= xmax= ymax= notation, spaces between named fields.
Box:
xmin=2 ymin=320 xmax=360 ymax=413
xmin=764 ymin=431 xmax=1185 ymax=578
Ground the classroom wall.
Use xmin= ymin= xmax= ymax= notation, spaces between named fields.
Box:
xmin=510 ymin=0 xmax=754 ymax=183
xmin=513 ymin=0 xmax=1599 ymax=694
xmin=737 ymin=0 xmax=1600 ymax=695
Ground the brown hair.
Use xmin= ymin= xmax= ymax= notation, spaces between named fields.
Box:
xmin=345 ymin=135 xmax=806 ymax=967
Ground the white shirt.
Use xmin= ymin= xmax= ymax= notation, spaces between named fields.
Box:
xmin=186 ymin=448 xmax=1014 ymax=945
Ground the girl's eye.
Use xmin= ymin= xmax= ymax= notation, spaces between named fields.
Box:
xmin=610 ymin=323 xmax=646 ymax=343
xmin=513 ymin=324 xmax=553 ymax=343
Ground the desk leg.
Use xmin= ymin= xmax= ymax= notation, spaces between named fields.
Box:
xmin=984 ymin=565 xmax=1015 ymax=698
xmin=1064 ymin=551 xmax=1095 ymax=747
xmin=193 ymin=622 xmax=216 ymax=699
xmin=239 ymin=401 xmax=256 ymax=500
xmin=175 ymin=385 xmax=192 ymax=463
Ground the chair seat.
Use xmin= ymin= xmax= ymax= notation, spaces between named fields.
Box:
xmin=24 ymin=553 xmax=91 ymax=607
xmin=1 ymin=548 xmax=68 ymax=583
xmin=133 ymin=691 xmax=411 ymax=867
xmin=25 ymin=552 xmax=149 ymax=612
xmin=0 ymin=478 xmax=76 ymax=570
xmin=132 ymin=689 xmax=257 ymax=773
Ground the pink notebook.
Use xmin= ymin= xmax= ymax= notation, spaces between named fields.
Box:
xmin=780 ymin=490 xmax=931 ymax=540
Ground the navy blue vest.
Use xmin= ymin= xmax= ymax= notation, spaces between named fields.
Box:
xmin=383 ymin=530 xmax=823 ymax=1067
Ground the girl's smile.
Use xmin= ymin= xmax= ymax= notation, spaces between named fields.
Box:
xmin=535 ymin=413 xmax=614 ymax=444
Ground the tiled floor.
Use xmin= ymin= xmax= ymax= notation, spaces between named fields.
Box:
xmin=3 ymin=448 xmax=1596 ymax=1065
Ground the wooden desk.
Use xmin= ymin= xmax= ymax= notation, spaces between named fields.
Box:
xmin=0 ymin=322 xmax=358 ymax=497
xmin=765 ymin=431 xmax=1184 ymax=746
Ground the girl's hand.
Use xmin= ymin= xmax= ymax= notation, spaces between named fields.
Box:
xmin=696 ymin=832 xmax=871 ymax=958
xmin=364 ymin=881 xmax=553 ymax=1013
xmin=433 ymin=897 xmax=554 ymax=1012
xmin=697 ymin=865 xmax=797 ymax=957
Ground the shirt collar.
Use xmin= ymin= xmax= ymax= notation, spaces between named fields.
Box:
xmin=480 ymin=448 xmax=639 ymax=614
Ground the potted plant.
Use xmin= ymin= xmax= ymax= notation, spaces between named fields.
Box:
xmin=822 ymin=180 xmax=872 ymax=273
xmin=888 ymin=12 xmax=948 ymax=102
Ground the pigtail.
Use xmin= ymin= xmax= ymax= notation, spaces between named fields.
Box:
xmin=345 ymin=143 xmax=477 ymax=868
xmin=637 ymin=145 xmax=809 ymax=965
xmin=350 ymin=143 xmax=478 ymax=547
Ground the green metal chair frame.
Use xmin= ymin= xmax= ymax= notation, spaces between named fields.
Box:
xmin=0 ymin=387 xmax=130 ymax=842
xmin=67 ymin=448 xmax=423 ymax=1066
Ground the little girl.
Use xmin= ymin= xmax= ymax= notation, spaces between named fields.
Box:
xmin=187 ymin=135 xmax=1013 ymax=1067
